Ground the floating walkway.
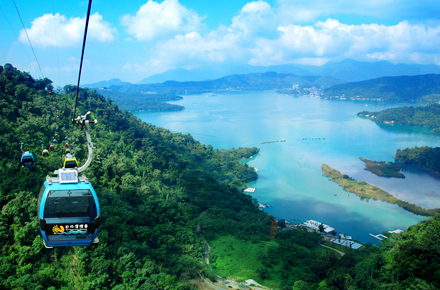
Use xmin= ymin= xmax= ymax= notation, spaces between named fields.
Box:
xmin=261 ymin=140 xmax=286 ymax=144
xmin=369 ymin=233 xmax=388 ymax=241
xmin=244 ymin=187 xmax=256 ymax=193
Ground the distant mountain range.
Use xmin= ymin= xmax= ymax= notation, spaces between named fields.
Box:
xmin=108 ymin=72 xmax=343 ymax=95
xmin=136 ymin=64 xmax=313 ymax=84
xmin=324 ymin=74 xmax=440 ymax=101
xmin=82 ymin=59 xmax=440 ymax=89
xmin=136 ymin=59 xmax=440 ymax=84
xmin=82 ymin=78 xmax=131 ymax=89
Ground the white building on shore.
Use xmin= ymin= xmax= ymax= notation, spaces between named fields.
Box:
xmin=301 ymin=220 xmax=335 ymax=233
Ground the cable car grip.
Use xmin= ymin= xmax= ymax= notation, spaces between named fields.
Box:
xmin=94 ymin=216 xmax=101 ymax=228
xmin=39 ymin=218 xmax=46 ymax=231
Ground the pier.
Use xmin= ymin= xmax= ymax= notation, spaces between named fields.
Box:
xmin=369 ymin=233 xmax=388 ymax=241
xmin=244 ymin=187 xmax=256 ymax=193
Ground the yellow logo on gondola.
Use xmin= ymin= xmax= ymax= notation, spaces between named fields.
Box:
xmin=52 ymin=225 xmax=65 ymax=233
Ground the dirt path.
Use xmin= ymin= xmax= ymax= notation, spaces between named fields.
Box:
xmin=321 ymin=244 xmax=345 ymax=257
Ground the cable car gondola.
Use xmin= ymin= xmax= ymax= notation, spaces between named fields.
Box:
xmin=21 ymin=151 xmax=35 ymax=167
xmin=65 ymin=148 xmax=71 ymax=154
xmin=49 ymin=144 xmax=55 ymax=151
xmin=63 ymin=153 xmax=78 ymax=168
xmin=42 ymin=149 xmax=50 ymax=158
xmin=65 ymin=143 xmax=69 ymax=148
xmin=20 ymin=142 xmax=35 ymax=168
xmin=53 ymin=139 xmax=57 ymax=144
xmin=38 ymin=113 xmax=100 ymax=248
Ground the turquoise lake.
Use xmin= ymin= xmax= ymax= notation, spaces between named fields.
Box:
xmin=135 ymin=91 xmax=440 ymax=244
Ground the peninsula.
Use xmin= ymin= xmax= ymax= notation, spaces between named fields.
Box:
xmin=357 ymin=103 xmax=440 ymax=133
xmin=321 ymin=164 xmax=440 ymax=216
xmin=359 ymin=157 xmax=405 ymax=178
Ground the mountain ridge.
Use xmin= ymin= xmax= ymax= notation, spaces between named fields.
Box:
xmin=110 ymin=72 xmax=343 ymax=95
xmin=135 ymin=59 xmax=440 ymax=84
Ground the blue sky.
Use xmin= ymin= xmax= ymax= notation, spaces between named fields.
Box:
xmin=1 ymin=0 xmax=440 ymax=86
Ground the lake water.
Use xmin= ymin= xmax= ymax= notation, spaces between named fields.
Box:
xmin=134 ymin=91 xmax=440 ymax=244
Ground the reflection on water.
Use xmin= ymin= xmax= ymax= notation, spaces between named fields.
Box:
xmin=135 ymin=91 xmax=440 ymax=244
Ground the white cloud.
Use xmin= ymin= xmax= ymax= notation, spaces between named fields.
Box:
xmin=276 ymin=0 xmax=440 ymax=24
xmin=231 ymin=1 xmax=279 ymax=40
xmin=121 ymin=0 xmax=206 ymax=41
xmin=247 ymin=19 xmax=440 ymax=65
xmin=70 ymin=0 xmax=440 ymax=80
xmin=19 ymin=12 xmax=117 ymax=48
xmin=124 ymin=0 xmax=440 ymax=72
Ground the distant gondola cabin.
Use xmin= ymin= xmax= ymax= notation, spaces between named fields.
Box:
xmin=49 ymin=145 xmax=55 ymax=151
xmin=42 ymin=149 xmax=50 ymax=158
xmin=64 ymin=154 xmax=78 ymax=168
xmin=21 ymin=151 xmax=35 ymax=167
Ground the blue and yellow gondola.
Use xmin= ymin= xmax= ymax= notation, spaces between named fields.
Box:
xmin=37 ymin=174 xmax=100 ymax=247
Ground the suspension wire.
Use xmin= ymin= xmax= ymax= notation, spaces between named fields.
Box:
xmin=51 ymin=0 xmax=61 ymax=86
xmin=0 ymin=5 xmax=33 ymax=65
xmin=72 ymin=0 xmax=93 ymax=124
xmin=12 ymin=0 xmax=45 ymax=79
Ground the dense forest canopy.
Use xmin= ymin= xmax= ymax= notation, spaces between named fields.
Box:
xmin=395 ymin=146 xmax=440 ymax=173
xmin=357 ymin=104 xmax=440 ymax=133
xmin=1 ymin=65 xmax=440 ymax=290
xmin=324 ymin=74 xmax=440 ymax=101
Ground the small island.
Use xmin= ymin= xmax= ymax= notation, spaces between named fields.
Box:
xmin=359 ymin=157 xmax=405 ymax=178
xmin=322 ymin=164 xmax=440 ymax=216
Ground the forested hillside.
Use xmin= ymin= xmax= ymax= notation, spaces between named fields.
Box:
xmin=1 ymin=65 xmax=440 ymax=290
xmin=324 ymin=74 xmax=440 ymax=101
xmin=358 ymin=104 xmax=440 ymax=133
xmin=94 ymin=89 xmax=184 ymax=112
xmin=0 ymin=65 xmax=268 ymax=289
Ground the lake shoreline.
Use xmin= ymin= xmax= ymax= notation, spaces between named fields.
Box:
xmin=322 ymin=164 xmax=440 ymax=216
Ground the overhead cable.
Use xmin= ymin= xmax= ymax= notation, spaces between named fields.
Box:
xmin=73 ymin=0 xmax=93 ymax=122
xmin=12 ymin=0 xmax=45 ymax=79
xmin=0 ymin=5 xmax=33 ymax=65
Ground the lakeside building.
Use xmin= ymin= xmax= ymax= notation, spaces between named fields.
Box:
xmin=301 ymin=220 xmax=335 ymax=233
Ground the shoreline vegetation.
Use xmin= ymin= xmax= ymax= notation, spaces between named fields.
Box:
xmin=395 ymin=146 xmax=440 ymax=173
xmin=357 ymin=103 xmax=440 ymax=133
xmin=359 ymin=157 xmax=405 ymax=178
xmin=321 ymin=164 xmax=440 ymax=216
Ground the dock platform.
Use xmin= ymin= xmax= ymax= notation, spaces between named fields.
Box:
xmin=244 ymin=187 xmax=256 ymax=193
xmin=369 ymin=233 xmax=388 ymax=241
